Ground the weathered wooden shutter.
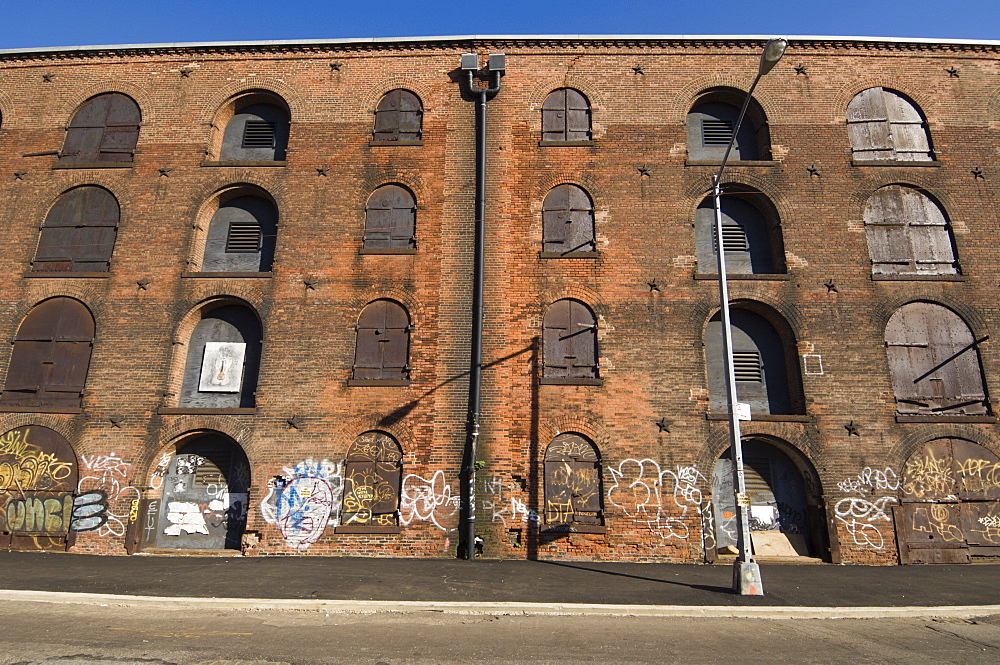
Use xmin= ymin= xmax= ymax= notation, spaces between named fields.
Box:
xmin=374 ymin=89 xmax=422 ymax=141
xmin=343 ymin=432 xmax=403 ymax=526
xmin=884 ymin=89 xmax=933 ymax=161
xmin=364 ymin=185 xmax=416 ymax=250
xmin=33 ymin=187 xmax=119 ymax=272
xmin=847 ymin=88 xmax=932 ymax=161
xmin=542 ymin=89 xmax=590 ymax=142
xmin=543 ymin=434 xmax=602 ymax=526
xmin=542 ymin=184 xmax=595 ymax=254
xmin=543 ymin=299 xmax=597 ymax=379
xmin=353 ymin=300 xmax=410 ymax=381
xmin=865 ymin=186 xmax=956 ymax=276
xmin=61 ymin=93 xmax=140 ymax=163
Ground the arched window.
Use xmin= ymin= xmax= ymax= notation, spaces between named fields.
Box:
xmin=219 ymin=101 xmax=290 ymax=161
xmin=363 ymin=185 xmax=416 ymax=252
xmin=373 ymin=89 xmax=423 ymax=142
xmin=705 ymin=306 xmax=804 ymax=416
xmin=847 ymin=88 xmax=933 ymax=162
xmin=884 ymin=303 xmax=988 ymax=415
xmin=0 ymin=298 xmax=94 ymax=409
xmin=687 ymin=89 xmax=771 ymax=161
xmin=202 ymin=195 xmax=278 ymax=272
xmin=541 ymin=88 xmax=591 ymax=143
xmin=351 ymin=300 xmax=410 ymax=385
xmin=542 ymin=184 xmax=596 ymax=256
xmin=60 ymin=93 xmax=140 ymax=164
xmin=31 ymin=186 xmax=119 ymax=273
xmin=542 ymin=299 xmax=599 ymax=383
xmin=341 ymin=431 xmax=403 ymax=529
xmin=694 ymin=191 xmax=784 ymax=274
xmin=178 ymin=304 xmax=261 ymax=409
xmin=864 ymin=186 xmax=958 ymax=276
xmin=544 ymin=433 xmax=603 ymax=529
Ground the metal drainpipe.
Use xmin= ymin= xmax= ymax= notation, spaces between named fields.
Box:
xmin=464 ymin=67 xmax=503 ymax=561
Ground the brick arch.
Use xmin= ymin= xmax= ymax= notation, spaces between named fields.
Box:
xmin=694 ymin=292 xmax=807 ymax=340
xmin=0 ymin=415 xmax=80 ymax=443
xmin=888 ymin=425 xmax=1000 ymax=472
xmin=537 ymin=286 xmax=602 ymax=311
xmin=187 ymin=171 xmax=290 ymax=207
xmin=361 ymin=81 xmax=433 ymax=116
xmin=835 ymin=78 xmax=936 ymax=124
xmin=347 ymin=289 xmax=421 ymax=324
xmin=536 ymin=418 xmax=610 ymax=453
xmin=138 ymin=424 xmax=255 ymax=493
xmin=60 ymin=84 xmax=154 ymax=125
xmin=197 ymin=78 xmax=306 ymax=124
xmin=698 ymin=428 xmax=825 ymax=498
xmin=524 ymin=80 xmax=605 ymax=133
xmin=868 ymin=297 xmax=988 ymax=339
xmin=12 ymin=292 xmax=106 ymax=334
xmin=355 ymin=176 xmax=428 ymax=210
xmin=186 ymin=183 xmax=280 ymax=271
xmin=324 ymin=414 xmax=414 ymax=462
xmin=670 ymin=76 xmax=784 ymax=124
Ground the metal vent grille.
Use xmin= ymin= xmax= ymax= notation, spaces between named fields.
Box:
xmin=713 ymin=224 xmax=749 ymax=253
xmin=702 ymin=119 xmax=734 ymax=145
xmin=226 ymin=222 xmax=261 ymax=253
xmin=242 ymin=120 xmax=276 ymax=148
xmin=733 ymin=351 xmax=763 ymax=382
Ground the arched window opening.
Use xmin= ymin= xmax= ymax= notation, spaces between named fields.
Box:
xmin=351 ymin=300 xmax=411 ymax=385
xmin=32 ymin=186 xmax=119 ymax=273
xmin=363 ymin=184 xmax=416 ymax=252
xmin=864 ymin=186 xmax=958 ymax=276
xmin=847 ymin=88 xmax=933 ymax=162
xmin=544 ymin=433 xmax=603 ymax=529
xmin=884 ymin=303 xmax=988 ymax=415
xmin=541 ymin=88 xmax=591 ymax=143
xmin=60 ymin=93 xmax=140 ymax=164
xmin=373 ymin=89 xmax=423 ymax=142
xmin=178 ymin=304 xmax=261 ymax=409
xmin=695 ymin=192 xmax=784 ymax=274
xmin=687 ymin=89 xmax=771 ymax=161
xmin=542 ymin=184 xmax=596 ymax=256
xmin=341 ymin=431 xmax=403 ymax=529
xmin=542 ymin=299 xmax=599 ymax=383
xmin=0 ymin=298 xmax=94 ymax=410
xmin=219 ymin=100 xmax=290 ymax=161
xmin=202 ymin=195 xmax=278 ymax=272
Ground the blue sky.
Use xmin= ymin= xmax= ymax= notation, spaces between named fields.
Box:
xmin=3 ymin=0 xmax=998 ymax=50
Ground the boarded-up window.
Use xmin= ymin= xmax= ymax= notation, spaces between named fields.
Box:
xmin=885 ymin=302 xmax=988 ymax=415
xmin=202 ymin=196 xmax=278 ymax=272
xmin=847 ymin=88 xmax=933 ymax=162
xmin=352 ymin=300 xmax=410 ymax=383
xmin=220 ymin=103 xmax=289 ymax=161
xmin=364 ymin=185 xmax=416 ymax=250
xmin=864 ymin=186 xmax=957 ymax=276
xmin=542 ymin=88 xmax=591 ymax=142
xmin=60 ymin=93 xmax=140 ymax=164
xmin=544 ymin=433 xmax=602 ymax=527
xmin=179 ymin=305 xmax=261 ymax=409
xmin=705 ymin=308 xmax=800 ymax=415
xmin=695 ymin=195 xmax=780 ymax=274
xmin=542 ymin=184 xmax=595 ymax=255
xmin=687 ymin=102 xmax=761 ymax=160
xmin=341 ymin=431 xmax=403 ymax=527
xmin=543 ymin=299 xmax=598 ymax=380
xmin=0 ymin=298 xmax=94 ymax=409
xmin=32 ymin=186 xmax=119 ymax=273
xmin=373 ymin=89 xmax=423 ymax=141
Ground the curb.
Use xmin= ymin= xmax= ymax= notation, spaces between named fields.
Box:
xmin=3 ymin=590 xmax=999 ymax=620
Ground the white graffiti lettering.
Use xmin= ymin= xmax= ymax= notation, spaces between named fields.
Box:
xmin=607 ymin=459 xmax=708 ymax=540
xmin=399 ymin=471 xmax=460 ymax=531
xmin=834 ymin=467 xmax=899 ymax=550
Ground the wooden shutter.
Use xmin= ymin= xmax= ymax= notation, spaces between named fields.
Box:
xmin=61 ymin=93 xmax=139 ymax=163
xmin=884 ymin=90 xmax=932 ymax=161
xmin=544 ymin=434 xmax=602 ymax=526
xmin=543 ymin=300 xmax=597 ymax=379
xmin=865 ymin=186 xmax=956 ymax=276
xmin=343 ymin=432 xmax=402 ymax=526
xmin=374 ymin=90 xmax=422 ymax=141
xmin=542 ymin=185 xmax=595 ymax=254
xmin=847 ymin=88 xmax=894 ymax=160
xmin=33 ymin=187 xmax=119 ymax=273
xmin=564 ymin=89 xmax=591 ymax=141
xmin=542 ymin=89 xmax=590 ymax=142
xmin=353 ymin=300 xmax=410 ymax=381
xmin=364 ymin=185 xmax=415 ymax=250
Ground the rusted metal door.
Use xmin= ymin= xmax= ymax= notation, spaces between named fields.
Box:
xmin=33 ymin=186 xmax=119 ymax=273
xmin=542 ymin=184 xmax=595 ymax=255
xmin=543 ymin=433 xmax=602 ymax=527
xmin=353 ymin=300 xmax=410 ymax=382
xmin=897 ymin=438 xmax=1000 ymax=563
xmin=374 ymin=89 xmax=423 ymax=141
xmin=341 ymin=431 xmax=402 ymax=528
xmin=0 ymin=426 xmax=79 ymax=551
xmin=61 ymin=93 xmax=140 ymax=163
xmin=153 ymin=436 xmax=249 ymax=550
xmin=543 ymin=299 xmax=598 ymax=379
xmin=542 ymin=88 xmax=590 ymax=142
xmin=364 ymin=185 xmax=416 ymax=250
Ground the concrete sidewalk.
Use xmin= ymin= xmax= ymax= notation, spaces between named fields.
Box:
xmin=1 ymin=551 xmax=998 ymax=617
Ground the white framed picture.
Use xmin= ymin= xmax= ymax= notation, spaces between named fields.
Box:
xmin=198 ymin=342 xmax=247 ymax=392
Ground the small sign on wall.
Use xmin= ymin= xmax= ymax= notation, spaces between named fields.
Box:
xmin=736 ymin=402 xmax=752 ymax=421
xmin=199 ymin=342 xmax=246 ymax=392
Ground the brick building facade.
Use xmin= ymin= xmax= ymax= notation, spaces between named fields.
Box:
xmin=0 ymin=35 xmax=998 ymax=564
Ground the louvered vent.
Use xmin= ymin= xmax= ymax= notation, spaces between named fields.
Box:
xmin=226 ymin=222 xmax=261 ymax=253
xmin=733 ymin=351 xmax=763 ymax=382
xmin=742 ymin=456 xmax=773 ymax=495
xmin=242 ymin=120 xmax=276 ymax=148
xmin=712 ymin=224 xmax=750 ymax=253
xmin=702 ymin=119 xmax=734 ymax=145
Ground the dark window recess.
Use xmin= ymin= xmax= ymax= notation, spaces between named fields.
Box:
xmin=202 ymin=196 xmax=277 ymax=272
xmin=60 ymin=93 xmax=141 ymax=164
xmin=543 ymin=299 xmax=598 ymax=379
xmin=352 ymin=300 xmax=411 ymax=382
xmin=341 ymin=431 xmax=403 ymax=527
xmin=364 ymin=185 xmax=416 ymax=250
xmin=733 ymin=351 xmax=763 ymax=382
xmin=542 ymin=88 xmax=591 ymax=142
xmin=696 ymin=196 xmax=780 ymax=274
xmin=32 ymin=186 xmax=119 ymax=273
xmin=847 ymin=87 xmax=933 ymax=162
xmin=864 ymin=185 xmax=958 ymax=276
xmin=702 ymin=119 xmax=735 ymax=145
xmin=542 ymin=184 xmax=596 ymax=254
xmin=0 ymin=298 xmax=95 ymax=409
xmin=884 ymin=302 xmax=988 ymax=416
xmin=544 ymin=433 xmax=603 ymax=527
xmin=373 ymin=89 xmax=423 ymax=141
xmin=178 ymin=305 xmax=261 ymax=409
xmin=241 ymin=120 xmax=276 ymax=148
xmin=220 ymin=103 xmax=289 ymax=161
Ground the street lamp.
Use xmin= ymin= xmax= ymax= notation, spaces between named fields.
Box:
xmin=711 ymin=38 xmax=786 ymax=596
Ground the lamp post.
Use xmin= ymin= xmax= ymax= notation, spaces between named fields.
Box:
xmin=712 ymin=38 xmax=786 ymax=595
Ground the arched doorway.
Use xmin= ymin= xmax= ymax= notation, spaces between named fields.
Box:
xmin=896 ymin=438 xmax=1000 ymax=563
xmin=152 ymin=433 xmax=250 ymax=550
xmin=712 ymin=438 xmax=819 ymax=558
xmin=0 ymin=426 xmax=79 ymax=550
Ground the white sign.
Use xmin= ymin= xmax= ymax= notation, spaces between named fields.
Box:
xmin=199 ymin=342 xmax=246 ymax=392
xmin=736 ymin=402 xmax=752 ymax=421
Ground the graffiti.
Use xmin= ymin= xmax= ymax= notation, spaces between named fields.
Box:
xmin=1 ymin=493 xmax=74 ymax=534
xmin=69 ymin=490 xmax=109 ymax=532
xmin=77 ymin=452 xmax=141 ymax=538
xmin=260 ymin=458 xmax=343 ymax=550
xmin=481 ymin=475 xmax=537 ymax=529
xmin=0 ymin=448 xmax=73 ymax=491
xmin=150 ymin=453 xmax=172 ymax=490
xmin=837 ymin=467 xmax=900 ymax=494
xmin=399 ymin=470 xmax=460 ymax=530
xmin=175 ymin=455 xmax=206 ymax=475
xmin=979 ymin=515 xmax=1000 ymax=529
xmin=954 ymin=457 xmax=1000 ymax=495
xmin=835 ymin=466 xmax=899 ymax=550
xmin=903 ymin=450 xmax=954 ymax=500
xmin=607 ymin=459 xmax=708 ymax=540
